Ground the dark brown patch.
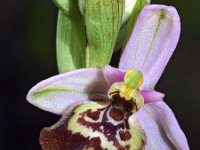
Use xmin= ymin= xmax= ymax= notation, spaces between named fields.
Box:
xmin=119 ymin=130 xmax=131 ymax=141
xmin=86 ymin=109 xmax=101 ymax=120
xmin=111 ymin=93 xmax=136 ymax=113
xmin=109 ymin=108 xmax=124 ymax=121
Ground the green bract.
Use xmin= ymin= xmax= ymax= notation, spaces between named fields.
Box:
xmin=52 ymin=0 xmax=150 ymax=71
xmin=84 ymin=0 xmax=123 ymax=67
xmin=79 ymin=0 xmax=149 ymax=26
xmin=53 ymin=0 xmax=86 ymax=73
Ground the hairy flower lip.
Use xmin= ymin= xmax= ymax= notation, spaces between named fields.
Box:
xmin=40 ymin=101 xmax=146 ymax=149
xmin=27 ymin=4 xmax=189 ymax=150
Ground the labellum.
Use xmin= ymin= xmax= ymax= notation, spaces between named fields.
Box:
xmin=40 ymin=70 xmax=146 ymax=150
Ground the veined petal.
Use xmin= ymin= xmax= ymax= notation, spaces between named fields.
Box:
xmin=141 ymin=90 xmax=165 ymax=104
xmin=134 ymin=101 xmax=189 ymax=150
xmin=103 ymin=65 xmax=125 ymax=86
xmin=26 ymin=68 xmax=109 ymax=115
xmin=119 ymin=5 xmax=181 ymax=89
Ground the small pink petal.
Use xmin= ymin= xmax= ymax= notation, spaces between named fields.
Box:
xmin=135 ymin=102 xmax=189 ymax=149
xmin=26 ymin=68 xmax=109 ymax=115
xmin=141 ymin=90 xmax=165 ymax=104
xmin=103 ymin=65 xmax=125 ymax=85
xmin=119 ymin=5 xmax=181 ymax=89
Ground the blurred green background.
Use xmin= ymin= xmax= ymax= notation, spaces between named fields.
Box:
xmin=0 ymin=0 xmax=199 ymax=149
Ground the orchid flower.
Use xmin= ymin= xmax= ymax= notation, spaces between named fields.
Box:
xmin=27 ymin=5 xmax=189 ymax=150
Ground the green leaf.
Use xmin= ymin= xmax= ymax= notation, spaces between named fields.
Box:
xmin=56 ymin=1 xmax=86 ymax=73
xmin=84 ymin=0 xmax=124 ymax=68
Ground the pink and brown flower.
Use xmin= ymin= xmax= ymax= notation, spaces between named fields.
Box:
xmin=27 ymin=5 xmax=189 ymax=150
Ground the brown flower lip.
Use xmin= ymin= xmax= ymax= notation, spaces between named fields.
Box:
xmin=40 ymin=96 xmax=145 ymax=150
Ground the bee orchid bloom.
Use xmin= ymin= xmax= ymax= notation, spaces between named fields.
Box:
xmin=27 ymin=5 xmax=189 ymax=150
